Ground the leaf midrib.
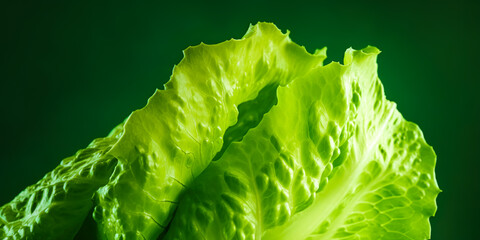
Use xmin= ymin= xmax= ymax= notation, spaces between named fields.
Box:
xmin=261 ymin=103 xmax=396 ymax=240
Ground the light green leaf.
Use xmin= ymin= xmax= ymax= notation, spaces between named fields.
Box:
xmin=163 ymin=46 xmax=439 ymax=240
xmin=93 ymin=23 xmax=327 ymax=239
xmin=0 ymin=124 xmax=122 ymax=240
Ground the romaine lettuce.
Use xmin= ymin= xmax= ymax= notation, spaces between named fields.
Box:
xmin=0 ymin=22 xmax=439 ymax=240
xmin=163 ymin=46 xmax=439 ymax=239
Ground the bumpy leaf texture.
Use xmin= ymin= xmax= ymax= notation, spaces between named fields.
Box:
xmin=0 ymin=23 xmax=439 ymax=240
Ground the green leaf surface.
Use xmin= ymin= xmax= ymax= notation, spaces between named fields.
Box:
xmin=163 ymin=47 xmax=439 ymax=240
xmin=0 ymin=124 xmax=122 ymax=240
xmin=93 ymin=23 xmax=326 ymax=239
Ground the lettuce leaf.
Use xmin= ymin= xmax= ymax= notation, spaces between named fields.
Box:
xmin=163 ymin=47 xmax=439 ymax=239
xmin=0 ymin=124 xmax=122 ymax=239
xmin=93 ymin=23 xmax=326 ymax=240
xmin=0 ymin=22 xmax=438 ymax=240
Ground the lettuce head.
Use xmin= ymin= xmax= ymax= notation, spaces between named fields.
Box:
xmin=0 ymin=22 xmax=439 ymax=240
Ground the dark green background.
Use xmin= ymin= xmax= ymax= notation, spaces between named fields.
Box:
xmin=1 ymin=1 xmax=478 ymax=239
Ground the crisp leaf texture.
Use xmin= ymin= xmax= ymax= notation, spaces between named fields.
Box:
xmin=93 ymin=23 xmax=326 ymax=239
xmin=0 ymin=124 xmax=122 ymax=240
xmin=163 ymin=47 xmax=439 ymax=240
xmin=0 ymin=23 xmax=438 ymax=240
